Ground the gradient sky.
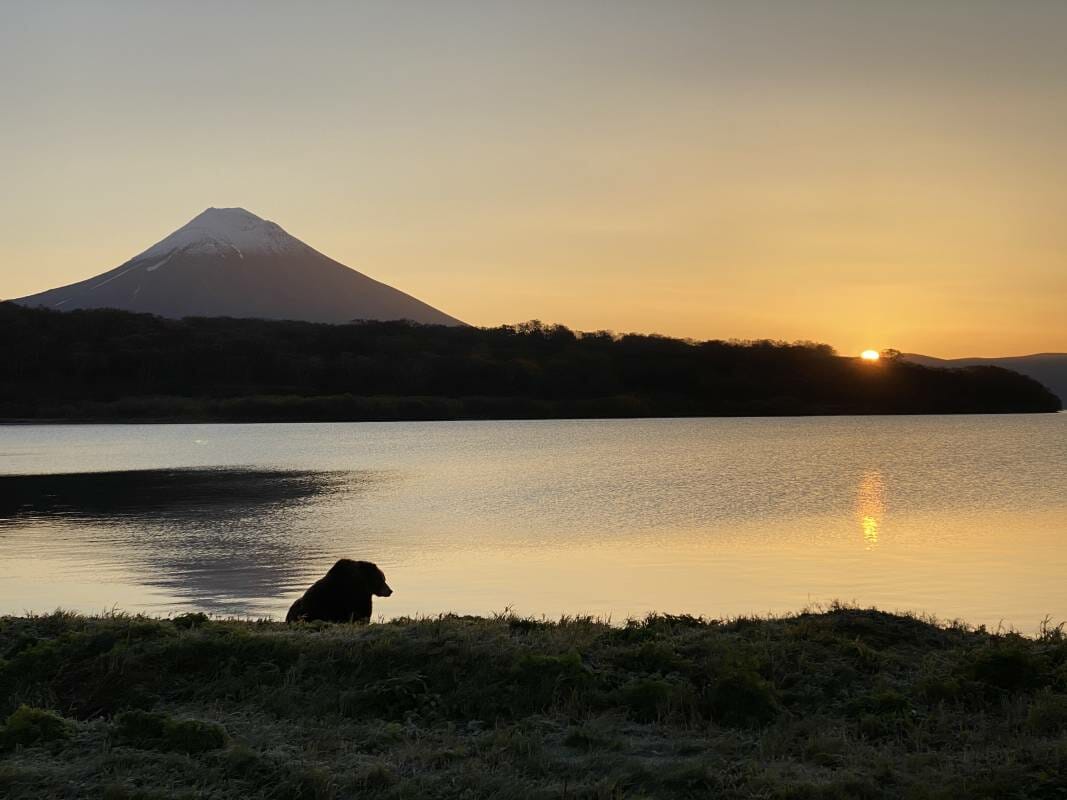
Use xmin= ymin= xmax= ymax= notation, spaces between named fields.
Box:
xmin=2 ymin=1 xmax=1065 ymax=357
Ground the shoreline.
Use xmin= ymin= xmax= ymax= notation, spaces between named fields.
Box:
xmin=3 ymin=606 xmax=1066 ymax=798
xmin=2 ymin=407 xmax=1064 ymax=426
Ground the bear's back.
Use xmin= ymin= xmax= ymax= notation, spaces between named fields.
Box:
xmin=294 ymin=573 xmax=373 ymax=623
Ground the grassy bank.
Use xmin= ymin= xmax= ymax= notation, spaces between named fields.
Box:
xmin=2 ymin=607 xmax=1066 ymax=799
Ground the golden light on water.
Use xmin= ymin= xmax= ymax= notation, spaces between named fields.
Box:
xmin=856 ymin=471 xmax=886 ymax=547
xmin=861 ymin=515 xmax=879 ymax=545
xmin=860 ymin=350 xmax=881 ymax=362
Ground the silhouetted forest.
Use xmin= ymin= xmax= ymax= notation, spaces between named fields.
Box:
xmin=0 ymin=303 xmax=1060 ymax=421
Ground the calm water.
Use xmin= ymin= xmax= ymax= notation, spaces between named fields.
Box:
xmin=1 ymin=416 xmax=1065 ymax=633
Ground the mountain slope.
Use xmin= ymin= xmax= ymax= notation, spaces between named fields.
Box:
xmin=904 ymin=353 xmax=1067 ymax=405
xmin=13 ymin=208 xmax=464 ymax=326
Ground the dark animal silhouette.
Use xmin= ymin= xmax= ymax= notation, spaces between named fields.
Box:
xmin=285 ymin=559 xmax=393 ymax=623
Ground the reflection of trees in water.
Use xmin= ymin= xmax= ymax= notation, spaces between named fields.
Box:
xmin=0 ymin=469 xmax=374 ymax=614
xmin=855 ymin=471 xmax=886 ymax=547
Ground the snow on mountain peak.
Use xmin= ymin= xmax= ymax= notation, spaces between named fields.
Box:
xmin=134 ymin=207 xmax=303 ymax=261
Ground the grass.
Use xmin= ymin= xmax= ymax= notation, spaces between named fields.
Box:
xmin=1 ymin=605 xmax=1066 ymax=798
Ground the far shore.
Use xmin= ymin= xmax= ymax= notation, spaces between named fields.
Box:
xmin=4 ymin=305 xmax=1061 ymax=423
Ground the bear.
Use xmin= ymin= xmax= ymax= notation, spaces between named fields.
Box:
xmin=285 ymin=559 xmax=393 ymax=623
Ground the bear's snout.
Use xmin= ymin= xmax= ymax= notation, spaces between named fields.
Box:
xmin=377 ymin=582 xmax=393 ymax=597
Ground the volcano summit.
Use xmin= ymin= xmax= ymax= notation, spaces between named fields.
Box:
xmin=14 ymin=207 xmax=463 ymax=325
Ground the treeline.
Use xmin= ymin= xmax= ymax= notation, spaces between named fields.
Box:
xmin=0 ymin=302 xmax=1060 ymax=421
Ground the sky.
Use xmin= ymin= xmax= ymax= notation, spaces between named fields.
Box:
xmin=2 ymin=0 xmax=1065 ymax=358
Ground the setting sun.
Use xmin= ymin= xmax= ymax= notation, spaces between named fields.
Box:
xmin=861 ymin=350 xmax=881 ymax=361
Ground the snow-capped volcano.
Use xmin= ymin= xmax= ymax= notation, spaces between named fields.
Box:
xmin=14 ymin=207 xmax=464 ymax=326
xmin=135 ymin=207 xmax=303 ymax=261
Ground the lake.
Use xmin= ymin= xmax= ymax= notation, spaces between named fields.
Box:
xmin=1 ymin=415 xmax=1065 ymax=633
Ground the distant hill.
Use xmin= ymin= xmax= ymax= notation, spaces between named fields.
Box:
xmin=12 ymin=207 xmax=463 ymax=326
xmin=904 ymin=353 xmax=1066 ymax=406
xmin=0 ymin=304 xmax=1059 ymax=421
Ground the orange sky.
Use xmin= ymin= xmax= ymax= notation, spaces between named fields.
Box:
xmin=2 ymin=1 xmax=1065 ymax=358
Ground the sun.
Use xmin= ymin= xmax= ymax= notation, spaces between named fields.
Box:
xmin=860 ymin=350 xmax=881 ymax=362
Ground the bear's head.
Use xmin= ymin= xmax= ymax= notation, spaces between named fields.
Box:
xmin=327 ymin=558 xmax=393 ymax=597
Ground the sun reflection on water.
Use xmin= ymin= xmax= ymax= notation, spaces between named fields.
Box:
xmin=856 ymin=471 xmax=885 ymax=547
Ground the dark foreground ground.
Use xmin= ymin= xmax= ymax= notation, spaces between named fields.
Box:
xmin=2 ymin=607 xmax=1066 ymax=799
